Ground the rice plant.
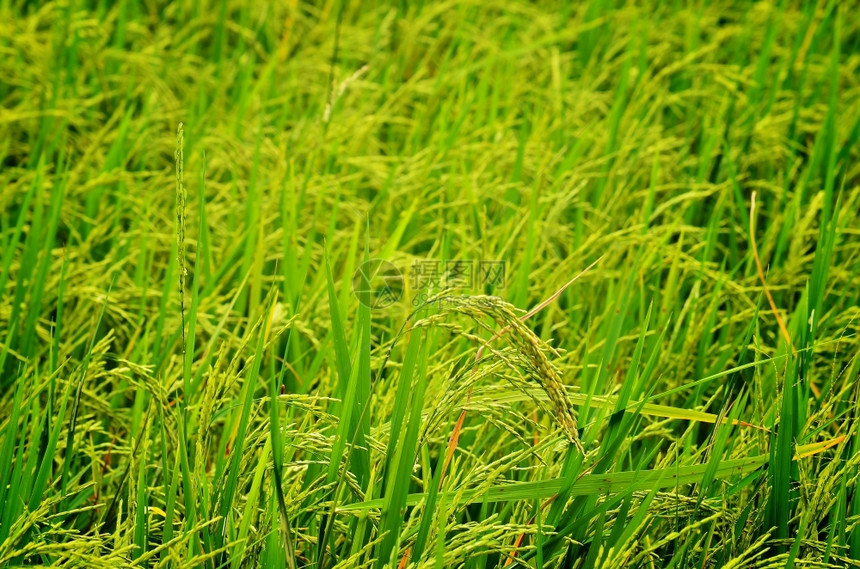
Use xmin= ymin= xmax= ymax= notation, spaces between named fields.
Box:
xmin=1 ymin=1 xmax=859 ymax=567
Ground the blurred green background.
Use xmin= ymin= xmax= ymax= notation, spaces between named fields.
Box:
xmin=1 ymin=1 xmax=860 ymax=567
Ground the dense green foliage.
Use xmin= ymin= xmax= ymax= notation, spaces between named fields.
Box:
xmin=1 ymin=0 xmax=859 ymax=567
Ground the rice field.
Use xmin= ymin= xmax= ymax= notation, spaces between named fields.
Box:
xmin=1 ymin=1 xmax=860 ymax=567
